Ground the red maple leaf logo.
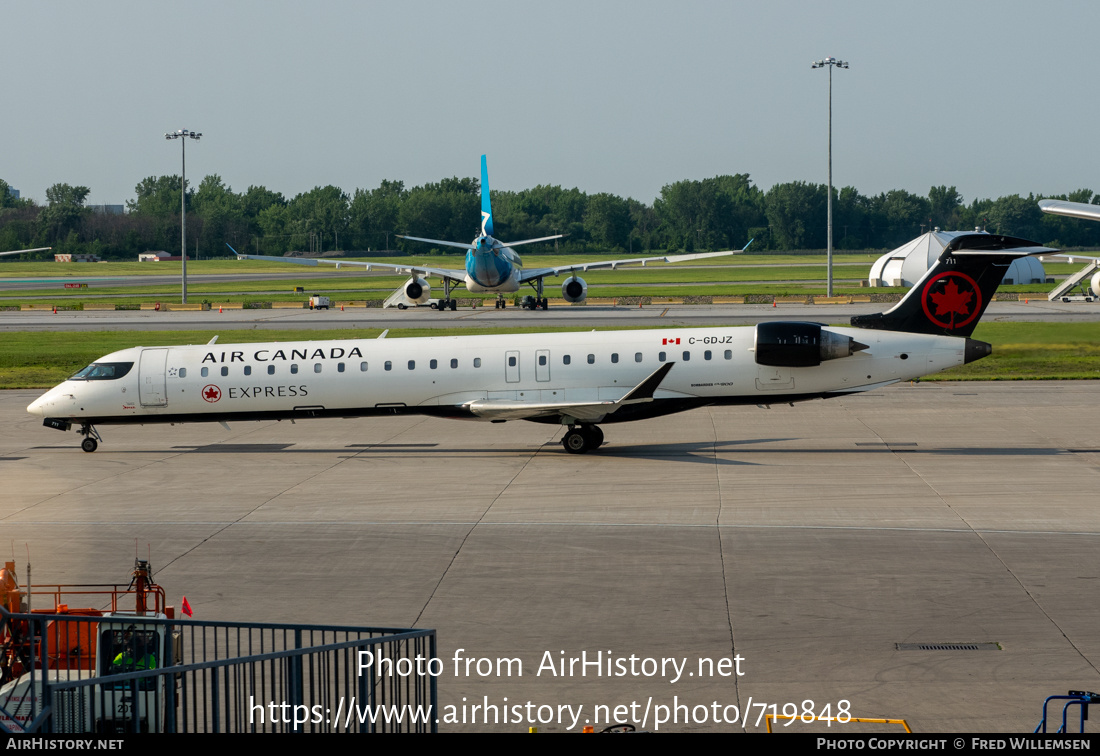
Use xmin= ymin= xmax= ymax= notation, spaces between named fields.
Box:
xmin=202 ymin=384 xmax=222 ymax=403
xmin=929 ymin=279 xmax=972 ymax=327
xmin=921 ymin=271 xmax=981 ymax=330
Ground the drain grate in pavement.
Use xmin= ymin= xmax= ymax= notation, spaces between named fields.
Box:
xmin=345 ymin=443 xmax=439 ymax=448
xmin=896 ymin=643 xmax=1000 ymax=651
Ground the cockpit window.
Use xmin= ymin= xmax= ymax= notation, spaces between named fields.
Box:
xmin=69 ymin=362 xmax=134 ymax=381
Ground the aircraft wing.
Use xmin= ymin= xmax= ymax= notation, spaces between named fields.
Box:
xmin=516 ymin=240 xmax=752 ymax=283
xmin=1039 ymin=199 xmax=1100 ymax=223
xmin=463 ymin=363 xmax=675 ymax=422
xmin=0 ymin=247 xmax=51 ymax=257
xmin=1036 ymin=201 xmax=1100 ymax=262
xmin=231 ymin=250 xmax=466 ymax=280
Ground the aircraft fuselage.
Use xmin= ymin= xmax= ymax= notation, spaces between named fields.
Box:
xmin=28 ymin=325 xmax=971 ymax=430
xmin=464 ymin=241 xmax=522 ymax=292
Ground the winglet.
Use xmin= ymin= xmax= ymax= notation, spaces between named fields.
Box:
xmin=480 ymin=154 xmax=494 ymax=237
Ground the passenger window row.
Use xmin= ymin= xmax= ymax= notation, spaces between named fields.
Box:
xmin=183 ymin=349 xmax=736 ymax=378
xmin=193 ymin=357 xmax=478 ymax=378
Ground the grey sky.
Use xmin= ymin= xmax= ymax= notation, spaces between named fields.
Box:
xmin=5 ymin=1 xmax=1097 ymax=208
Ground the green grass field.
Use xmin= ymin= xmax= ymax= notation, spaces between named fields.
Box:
xmin=2 ymin=321 xmax=1095 ymax=389
xmin=0 ymin=252 xmax=1082 ymax=306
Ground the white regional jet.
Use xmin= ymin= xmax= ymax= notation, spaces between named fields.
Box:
xmin=28 ymin=234 xmax=1051 ymax=454
xmin=231 ymin=155 xmax=750 ymax=310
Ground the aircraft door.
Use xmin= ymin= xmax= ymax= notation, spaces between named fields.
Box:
xmin=505 ymin=350 xmax=520 ymax=383
xmin=535 ymin=350 xmax=550 ymax=382
xmin=138 ymin=348 xmax=169 ymax=406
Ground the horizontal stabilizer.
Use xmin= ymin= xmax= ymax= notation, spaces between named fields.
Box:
xmin=396 ymin=235 xmax=476 ymax=251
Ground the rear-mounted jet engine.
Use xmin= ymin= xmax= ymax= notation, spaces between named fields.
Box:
xmin=754 ymin=321 xmax=868 ymax=367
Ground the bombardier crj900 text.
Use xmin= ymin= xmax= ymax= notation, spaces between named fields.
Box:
xmin=28 ymin=235 xmax=1050 ymax=454
xmin=232 ymin=155 xmax=750 ymax=310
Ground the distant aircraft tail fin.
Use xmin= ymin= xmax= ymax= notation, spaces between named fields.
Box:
xmin=480 ymin=154 xmax=494 ymax=237
xmin=851 ymin=234 xmax=1055 ymax=338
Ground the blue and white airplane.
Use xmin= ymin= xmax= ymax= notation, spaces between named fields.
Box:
xmin=232 ymin=156 xmax=750 ymax=310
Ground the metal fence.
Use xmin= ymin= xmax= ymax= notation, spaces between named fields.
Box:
xmin=0 ymin=608 xmax=437 ymax=733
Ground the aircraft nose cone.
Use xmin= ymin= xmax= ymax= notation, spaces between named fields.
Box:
xmin=27 ymin=393 xmax=48 ymax=417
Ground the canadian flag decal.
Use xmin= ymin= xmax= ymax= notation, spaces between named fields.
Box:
xmin=662 ymin=338 xmax=680 ymax=345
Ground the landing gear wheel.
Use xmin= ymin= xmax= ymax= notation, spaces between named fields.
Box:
xmin=397 ymin=303 xmax=407 ymax=310
xmin=588 ymin=426 xmax=604 ymax=449
xmin=81 ymin=437 xmax=98 ymax=453
xmin=450 ymin=299 xmax=457 ymax=311
xmin=562 ymin=429 xmax=589 ymax=454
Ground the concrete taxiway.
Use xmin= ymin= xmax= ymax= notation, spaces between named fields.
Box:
xmin=3 ymin=381 xmax=1099 ymax=732
xmin=2 ymin=298 xmax=1099 ymax=333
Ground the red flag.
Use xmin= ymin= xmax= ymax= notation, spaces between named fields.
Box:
xmin=181 ymin=596 xmax=193 ymax=617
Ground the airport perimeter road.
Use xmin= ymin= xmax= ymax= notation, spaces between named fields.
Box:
xmin=4 ymin=382 xmax=1099 ymax=732
xmin=2 ymin=299 xmax=1099 ymax=332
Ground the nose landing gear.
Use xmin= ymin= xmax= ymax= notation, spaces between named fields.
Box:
xmin=79 ymin=423 xmax=102 ymax=453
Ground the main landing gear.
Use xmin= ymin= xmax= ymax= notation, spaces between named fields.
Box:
xmin=432 ymin=277 xmax=458 ymax=311
xmin=522 ymin=278 xmax=549 ymax=310
xmin=79 ymin=423 xmax=102 ymax=453
xmin=561 ymin=425 xmax=604 ymax=454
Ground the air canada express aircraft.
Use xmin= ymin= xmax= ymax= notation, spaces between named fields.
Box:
xmin=232 ymin=155 xmax=750 ymax=310
xmin=28 ymin=234 xmax=1051 ymax=454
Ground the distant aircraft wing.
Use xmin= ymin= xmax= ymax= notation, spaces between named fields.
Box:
xmin=0 ymin=247 xmax=51 ymax=257
xmin=1039 ymin=199 xmax=1100 ymax=223
xmin=516 ymin=239 xmax=752 ymax=283
xmin=230 ymin=248 xmax=465 ymax=280
xmin=463 ymin=363 xmax=676 ymax=422
xmin=1036 ymin=201 xmax=1100 ymax=262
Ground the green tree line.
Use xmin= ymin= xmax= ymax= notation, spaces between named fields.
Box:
xmin=1 ymin=174 xmax=1097 ymax=261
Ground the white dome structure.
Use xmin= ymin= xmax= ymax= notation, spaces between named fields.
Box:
xmin=868 ymin=230 xmax=1046 ymax=287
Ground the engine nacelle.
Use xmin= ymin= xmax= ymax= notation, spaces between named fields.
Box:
xmin=754 ymin=321 xmax=867 ymax=367
xmin=562 ymin=275 xmax=588 ymax=303
xmin=403 ymin=277 xmax=431 ymax=305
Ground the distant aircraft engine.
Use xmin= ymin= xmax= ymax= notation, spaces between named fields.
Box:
xmin=404 ymin=277 xmax=431 ymax=305
xmin=561 ymin=275 xmax=587 ymax=303
xmin=1092 ymin=270 xmax=1100 ymax=297
xmin=754 ymin=321 xmax=868 ymax=367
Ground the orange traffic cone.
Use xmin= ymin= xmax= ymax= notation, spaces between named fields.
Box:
xmin=53 ymin=305 xmax=57 ymax=314
xmin=772 ymin=301 xmax=776 ymax=307
xmin=219 ymin=306 xmax=223 ymax=313
xmin=341 ymin=305 xmax=344 ymax=311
